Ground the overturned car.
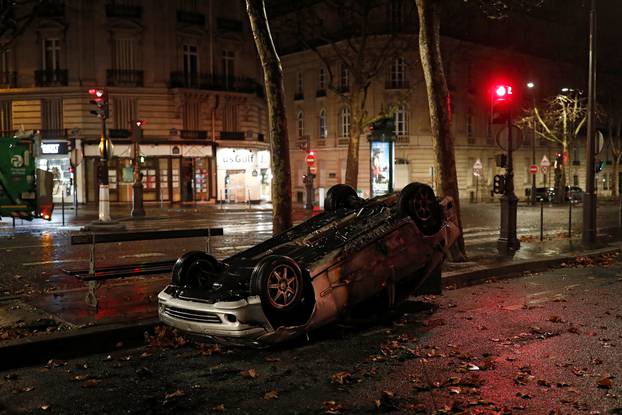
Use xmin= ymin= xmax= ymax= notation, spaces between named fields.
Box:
xmin=158 ymin=182 xmax=460 ymax=346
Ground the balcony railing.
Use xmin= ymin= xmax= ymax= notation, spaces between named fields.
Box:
xmin=106 ymin=69 xmax=144 ymax=87
xmin=217 ymin=17 xmax=243 ymax=32
xmin=37 ymin=0 xmax=65 ymax=18
xmin=169 ymin=71 xmax=261 ymax=95
xmin=338 ymin=85 xmax=350 ymax=94
xmin=180 ymin=130 xmax=208 ymax=140
xmin=316 ymin=89 xmax=326 ymax=97
xmin=0 ymin=72 xmax=17 ymax=88
xmin=219 ymin=131 xmax=245 ymax=140
xmin=385 ymin=80 xmax=410 ymax=90
xmin=35 ymin=69 xmax=68 ymax=86
xmin=294 ymin=92 xmax=304 ymax=100
xmin=39 ymin=129 xmax=67 ymax=140
xmin=106 ymin=2 xmax=142 ymax=18
xmin=176 ymin=10 xmax=205 ymax=26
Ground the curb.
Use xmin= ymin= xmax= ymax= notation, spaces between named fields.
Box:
xmin=0 ymin=319 xmax=159 ymax=371
xmin=442 ymin=246 xmax=621 ymax=288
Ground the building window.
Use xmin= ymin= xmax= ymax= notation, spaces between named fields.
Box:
xmin=42 ymin=38 xmax=61 ymax=70
xmin=602 ymin=172 xmax=610 ymax=191
xmin=387 ymin=0 xmax=403 ymax=31
xmin=339 ymin=107 xmax=351 ymax=137
xmin=395 ymin=105 xmax=408 ymax=136
xmin=113 ymin=38 xmax=135 ymax=70
xmin=387 ymin=56 xmax=406 ymax=89
xmin=0 ymin=101 xmax=12 ymax=134
xmin=296 ymin=110 xmax=304 ymax=137
xmin=318 ymin=67 xmax=326 ymax=90
xmin=41 ymin=98 xmax=63 ymax=131
xmin=183 ymin=44 xmax=199 ymax=86
xmin=295 ymin=71 xmax=304 ymax=100
xmin=112 ymin=97 xmax=137 ymax=130
xmin=319 ymin=109 xmax=327 ymax=139
xmin=340 ymin=65 xmax=349 ymax=93
xmin=223 ymin=102 xmax=239 ymax=131
xmin=222 ymin=50 xmax=235 ymax=86
xmin=466 ymin=107 xmax=474 ymax=144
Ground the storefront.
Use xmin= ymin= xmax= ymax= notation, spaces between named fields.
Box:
xmin=83 ymin=143 xmax=215 ymax=204
xmin=36 ymin=140 xmax=74 ymax=204
xmin=217 ymin=148 xmax=271 ymax=203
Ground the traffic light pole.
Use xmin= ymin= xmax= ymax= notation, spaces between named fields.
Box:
xmin=131 ymin=122 xmax=145 ymax=217
xmin=497 ymin=112 xmax=520 ymax=256
xmin=98 ymin=117 xmax=111 ymax=222
xmin=304 ymin=166 xmax=315 ymax=210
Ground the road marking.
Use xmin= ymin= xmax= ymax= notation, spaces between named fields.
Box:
xmin=22 ymin=258 xmax=84 ymax=266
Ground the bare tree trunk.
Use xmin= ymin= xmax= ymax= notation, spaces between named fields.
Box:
xmin=416 ymin=0 xmax=466 ymax=261
xmin=612 ymin=155 xmax=620 ymax=199
xmin=345 ymin=89 xmax=366 ymax=189
xmin=246 ymin=0 xmax=292 ymax=234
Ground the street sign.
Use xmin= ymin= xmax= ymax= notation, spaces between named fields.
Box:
xmin=540 ymin=155 xmax=550 ymax=167
xmin=473 ymin=168 xmax=482 ymax=177
xmin=541 ymin=166 xmax=549 ymax=174
xmin=529 ymin=164 xmax=538 ymax=174
xmin=309 ymin=165 xmax=317 ymax=174
xmin=305 ymin=153 xmax=316 ymax=167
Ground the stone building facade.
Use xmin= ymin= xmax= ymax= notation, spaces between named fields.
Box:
xmin=0 ymin=0 xmax=270 ymax=205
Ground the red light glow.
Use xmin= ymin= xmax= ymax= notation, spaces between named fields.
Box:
xmin=496 ymin=86 xmax=507 ymax=97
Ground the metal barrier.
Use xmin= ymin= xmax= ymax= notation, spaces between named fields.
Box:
xmin=69 ymin=228 xmax=224 ymax=309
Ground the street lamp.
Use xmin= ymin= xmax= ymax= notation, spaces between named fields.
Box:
xmin=527 ymin=82 xmax=537 ymax=205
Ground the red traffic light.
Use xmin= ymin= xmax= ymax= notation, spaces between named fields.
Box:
xmin=88 ymin=88 xmax=104 ymax=98
xmin=494 ymin=85 xmax=512 ymax=99
xmin=135 ymin=120 xmax=145 ymax=127
xmin=305 ymin=151 xmax=316 ymax=167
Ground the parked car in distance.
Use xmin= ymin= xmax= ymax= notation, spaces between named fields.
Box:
xmin=158 ymin=182 xmax=460 ymax=347
xmin=533 ymin=187 xmax=554 ymax=202
xmin=547 ymin=186 xmax=584 ymax=203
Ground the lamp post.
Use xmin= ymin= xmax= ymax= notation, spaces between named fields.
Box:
xmin=582 ymin=0 xmax=597 ymax=246
xmin=131 ymin=120 xmax=146 ymax=217
xmin=527 ymin=82 xmax=537 ymax=205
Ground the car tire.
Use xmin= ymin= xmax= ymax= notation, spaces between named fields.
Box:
xmin=251 ymin=255 xmax=313 ymax=327
xmin=324 ymin=184 xmax=359 ymax=212
xmin=398 ymin=182 xmax=442 ymax=236
xmin=171 ymin=251 xmax=222 ymax=289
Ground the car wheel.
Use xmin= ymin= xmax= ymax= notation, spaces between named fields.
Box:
xmin=171 ymin=251 xmax=222 ymax=289
xmin=251 ymin=255 xmax=313 ymax=327
xmin=324 ymin=184 xmax=359 ymax=212
xmin=398 ymin=182 xmax=442 ymax=236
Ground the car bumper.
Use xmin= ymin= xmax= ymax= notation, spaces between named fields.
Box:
xmin=157 ymin=288 xmax=274 ymax=346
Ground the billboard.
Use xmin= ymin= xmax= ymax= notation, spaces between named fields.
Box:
xmin=370 ymin=141 xmax=393 ymax=196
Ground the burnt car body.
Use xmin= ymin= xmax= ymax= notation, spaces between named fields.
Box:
xmin=158 ymin=182 xmax=460 ymax=346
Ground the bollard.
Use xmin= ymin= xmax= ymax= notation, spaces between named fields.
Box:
xmin=61 ymin=187 xmax=65 ymax=226
xmin=540 ymin=199 xmax=544 ymax=241
xmin=12 ymin=217 xmax=15 ymax=228
xmin=568 ymin=199 xmax=572 ymax=239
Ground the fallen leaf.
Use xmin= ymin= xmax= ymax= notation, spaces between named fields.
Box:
xmin=82 ymin=379 xmax=99 ymax=388
xmin=40 ymin=405 xmax=50 ymax=411
xmin=537 ymin=379 xmax=551 ymax=387
xmin=331 ymin=371 xmax=354 ymax=385
xmin=264 ymin=390 xmax=279 ymax=400
xmin=211 ymin=404 xmax=225 ymax=412
xmin=265 ymin=357 xmax=281 ymax=363
xmin=467 ymin=363 xmax=480 ymax=371
xmin=516 ymin=392 xmax=532 ymax=399
xmin=240 ymin=368 xmax=258 ymax=379
xmin=164 ymin=389 xmax=185 ymax=400
xmin=323 ymin=400 xmax=345 ymax=414
xmin=597 ymin=377 xmax=613 ymax=389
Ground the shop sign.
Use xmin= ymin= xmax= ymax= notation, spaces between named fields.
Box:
xmin=172 ymin=146 xmax=181 ymax=155
xmin=41 ymin=142 xmax=68 ymax=155
xmin=371 ymin=141 xmax=392 ymax=196
xmin=218 ymin=148 xmax=256 ymax=169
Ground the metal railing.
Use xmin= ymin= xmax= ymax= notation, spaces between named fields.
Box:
xmin=35 ymin=69 xmax=68 ymax=86
xmin=0 ymin=71 xmax=16 ymax=88
xmin=180 ymin=130 xmax=208 ymax=140
xmin=176 ymin=10 xmax=205 ymax=26
xmin=219 ymin=131 xmax=245 ymax=140
xmin=169 ymin=71 xmax=261 ymax=94
xmin=106 ymin=69 xmax=144 ymax=87
xmin=106 ymin=2 xmax=142 ymax=18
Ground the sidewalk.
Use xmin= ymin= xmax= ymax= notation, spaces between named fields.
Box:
xmin=0 ymin=206 xmax=620 ymax=370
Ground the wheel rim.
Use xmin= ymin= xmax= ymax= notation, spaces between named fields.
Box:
xmin=413 ymin=187 xmax=434 ymax=221
xmin=266 ymin=264 xmax=300 ymax=309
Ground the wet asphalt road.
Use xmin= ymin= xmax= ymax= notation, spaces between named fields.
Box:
xmin=1 ymin=256 xmax=621 ymax=414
